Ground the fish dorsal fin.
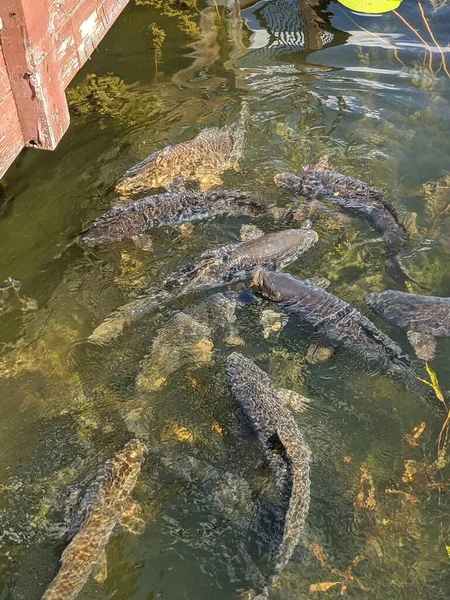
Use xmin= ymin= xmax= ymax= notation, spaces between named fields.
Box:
xmin=277 ymin=389 xmax=310 ymax=412
xmin=92 ymin=549 xmax=108 ymax=584
xmin=240 ymin=224 xmax=265 ymax=242
xmin=314 ymin=156 xmax=335 ymax=171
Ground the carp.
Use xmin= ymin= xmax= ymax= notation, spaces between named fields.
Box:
xmin=41 ymin=440 xmax=147 ymax=600
xmin=226 ymin=353 xmax=310 ymax=599
xmin=366 ymin=289 xmax=450 ymax=360
xmin=274 ymin=165 xmax=409 ymax=257
xmin=88 ymin=227 xmax=318 ymax=345
xmin=251 ymin=270 xmax=443 ymax=412
xmin=80 ymin=189 xmax=263 ymax=246
xmin=116 ymin=122 xmax=245 ymax=195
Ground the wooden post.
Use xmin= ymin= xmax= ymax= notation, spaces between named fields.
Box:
xmin=0 ymin=0 xmax=70 ymax=149
xmin=0 ymin=0 xmax=131 ymax=178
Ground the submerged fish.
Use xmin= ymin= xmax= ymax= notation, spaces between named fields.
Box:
xmin=274 ymin=166 xmax=409 ymax=257
xmin=116 ymin=123 xmax=245 ymax=195
xmin=88 ymin=227 xmax=318 ymax=344
xmin=366 ymin=290 xmax=450 ymax=360
xmin=80 ymin=189 xmax=263 ymax=246
xmin=41 ymin=440 xmax=147 ymax=600
xmin=226 ymin=353 xmax=310 ymax=599
xmin=137 ymin=291 xmax=243 ymax=392
xmin=251 ymin=270 xmax=442 ymax=412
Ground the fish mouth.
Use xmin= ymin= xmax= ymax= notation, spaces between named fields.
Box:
xmin=250 ymin=268 xmax=264 ymax=289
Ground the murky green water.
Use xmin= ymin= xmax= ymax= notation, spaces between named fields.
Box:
xmin=1 ymin=1 xmax=450 ymax=598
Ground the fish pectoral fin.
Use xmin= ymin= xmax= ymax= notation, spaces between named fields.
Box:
xmin=121 ymin=501 xmax=146 ymax=535
xmin=277 ymin=389 xmax=310 ymax=412
xmin=407 ymin=331 xmax=437 ymax=362
xmin=92 ymin=550 xmax=108 ymax=584
xmin=121 ymin=515 xmax=146 ymax=535
xmin=131 ymin=234 xmax=154 ymax=252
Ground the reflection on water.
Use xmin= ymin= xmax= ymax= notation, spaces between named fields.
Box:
xmin=1 ymin=1 xmax=450 ymax=598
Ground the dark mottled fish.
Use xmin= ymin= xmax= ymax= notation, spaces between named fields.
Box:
xmin=252 ymin=270 xmax=442 ymax=412
xmin=366 ymin=289 xmax=450 ymax=360
xmin=274 ymin=167 xmax=408 ymax=257
xmin=226 ymin=353 xmax=310 ymax=599
xmin=116 ymin=122 xmax=245 ymax=195
xmin=41 ymin=440 xmax=147 ymax=600
xmin=88 ymin=227 xmax=318 ymax=344
xmin=80 ymin=189 xmax=263 ymax=246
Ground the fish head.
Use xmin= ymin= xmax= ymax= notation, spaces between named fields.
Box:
xmin=274 ymin=171 xmax=303 ymax=190
xmin=251 ymin=269 xmax=306 ymax=303
xmin=251 ymin=269 xmax=284 ymax=302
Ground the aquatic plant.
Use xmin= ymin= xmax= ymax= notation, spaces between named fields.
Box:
xmin=67 ymin=73 xmax=161 ymax=125
xmin=135 ymin=0 xmax=201 ymax=39
xmin=422 ymin=173 xmax=450 ymax=232
xmin=148 ymin=22 xmax=166 ymax=73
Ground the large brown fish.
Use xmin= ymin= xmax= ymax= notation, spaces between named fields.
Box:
xmin=252 ymin=270 xmax=443 ymax=414
xmin=116 ymin=123 xmax=245 ymax=195
xmin=88 ymin=227 xmax=318 ymax=345
xmin=80 ymin=189 xmax=263 ymax=246
xmin=227 ymin=353 xmax=310 ymax=599
xmin=41 ymin=440 xmax=147 ymax=600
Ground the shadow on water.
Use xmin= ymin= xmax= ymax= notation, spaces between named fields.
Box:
xmin=1 ymin=0 xmax=450 ymax=598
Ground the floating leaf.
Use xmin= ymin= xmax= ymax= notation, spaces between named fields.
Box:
xmin=309 ymin=582 xmax=341 ymax=593
xmin=337 ymin=0 xmax=402 ymax=14
xmin=446 ymin=545 xmax=450 ymax=561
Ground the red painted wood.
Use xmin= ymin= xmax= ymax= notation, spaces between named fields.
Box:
xmin=0 ymin=0 xmax=70 ymax=150
xmin=0 ymin=0 xmax=130 ymax=180
xmin=0 ymin=92 xmax=25 ymax=177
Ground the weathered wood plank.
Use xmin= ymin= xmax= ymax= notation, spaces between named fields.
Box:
xmin=0 ymin=92 xmax=25 ymax=176
xmin=0 ymin=0 xmax=71 ymax=150
xmin=54 ymin=0 xmax=130 ymax=88
xmin=0 ymin=0 xmax=131 ymax=180
xmin=0 ymin=44 xmax=25 ymax=177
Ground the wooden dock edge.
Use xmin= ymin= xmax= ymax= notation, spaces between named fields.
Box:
xmin=0 ymin=0 xmax=131 ymax=179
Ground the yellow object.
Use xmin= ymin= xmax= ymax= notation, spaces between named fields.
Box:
xmin=337 ymin=0 xmax=402 ymax=14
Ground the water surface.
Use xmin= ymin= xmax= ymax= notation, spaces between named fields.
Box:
xmin=1 ymin=1 xmax=450 ymax=598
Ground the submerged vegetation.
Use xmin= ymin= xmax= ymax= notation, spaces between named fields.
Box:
xmin=135 ymin=0 xmax=201 ymax=39
xmin=66 ymin=73 xmax=162 ymax=125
